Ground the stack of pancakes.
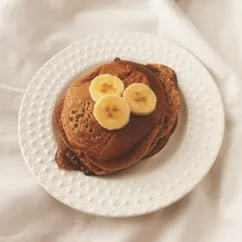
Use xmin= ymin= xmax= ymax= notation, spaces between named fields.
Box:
xmin=54 ymin=58 xmax=180 ymax=175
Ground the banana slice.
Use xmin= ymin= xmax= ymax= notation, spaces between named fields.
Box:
xmin=123 ymin=83 xmax=157 ymax=116
xmin=94 ymin=94 xmax=130 ymax=130
xmin=89 ymin=74 xmax=124 ymax=102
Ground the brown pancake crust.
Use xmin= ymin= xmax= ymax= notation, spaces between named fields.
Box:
xmin=145 ymin=64 xmax=180 ymax=155
xmin=146 ymin=64 xmax=180 ymax=138
xmin=54 ymin=59 xmax=180 ymax=175
xmin=61 ymin=59 xmax=167 ymax=161
xmin=55 ymin=142 xmax=94 ymax=175
xmin=87 ymin=63 xmax=180 ymax=170
xmin=54 ymin=100 xmax=172 ymax=175
xmin=54 ymin=98 xmax=111 ymax=174
xmin=144 ymin=119 xmax=178 ymax=159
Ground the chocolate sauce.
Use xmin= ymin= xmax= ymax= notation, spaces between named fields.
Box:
xmin=55 ymin=142 xmax=94 ymax=175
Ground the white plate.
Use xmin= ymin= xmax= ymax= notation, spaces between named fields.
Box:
xmin=18 ymin=32 xmax=224 ymax=217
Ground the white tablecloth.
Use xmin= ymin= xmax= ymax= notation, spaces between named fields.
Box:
xmin=1 ymin=0 xmax=242 ymax=241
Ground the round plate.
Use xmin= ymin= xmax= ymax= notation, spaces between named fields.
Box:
xmin=18 ymin=32 xmax=224 ymax=217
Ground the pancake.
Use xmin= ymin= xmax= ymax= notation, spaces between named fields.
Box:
xmin=145 ymin=64 xmax=180 ymax=154
xmin=144 ymin=119 xmax=177 ymax=159
xmin=55 ymin=142 xmax=94 ymax=175
xmin=146 ymin=64 xmax=179 ymax=138
xmin=54 ymin=58 xmax=180 ymax=175
xmin=54 ymin=97 xmax=111 ymax=175
xmin=144 ymin=136 xmax=170 ymax=159
xmin=61 ymin=59 xmax=167 ymax=160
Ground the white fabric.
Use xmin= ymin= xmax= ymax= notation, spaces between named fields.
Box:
xmin=1 ymin=0 xmax=242 ymax=241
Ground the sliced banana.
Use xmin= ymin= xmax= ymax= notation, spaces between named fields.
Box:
xmin=89 ymin=74 xmax=124 ymax=102
xmin=94 ymin=94 xmax=130 ymax=130
xmin=123 ymin=83 xmax=157 ymax=116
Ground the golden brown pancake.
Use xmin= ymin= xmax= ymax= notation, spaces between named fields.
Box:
xmin=54 ymin=58 xmax=180 ymax=175
xmin=55 ymin=142 xmax=94 ymax=175
xmin=146 ymin=64 xmax=179 ymax=138
xmin=54 ymin=98 xmax=111 ymax=174
xmin=144 ymin=119 xmax=177 ymax=159
xmin=61 ymin=59 xmax=167 ymax=159
xmin=145 ymin=64 xmax=180 ymax=155
xmin=145 ymin=136 xmax=170 ymax=159
xmin=54 ymin=101 xmax=174 ymax=175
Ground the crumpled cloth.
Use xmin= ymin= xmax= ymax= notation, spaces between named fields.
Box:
xmin=1 ymin=0 xmax=242 ymax=241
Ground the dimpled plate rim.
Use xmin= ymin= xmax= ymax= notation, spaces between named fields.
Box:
xmin=18 ymin=32 xmax=225 ymax=217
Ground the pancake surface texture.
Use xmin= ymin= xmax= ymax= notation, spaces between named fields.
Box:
xmin=54 ymin=58 xmax=180 ymax=175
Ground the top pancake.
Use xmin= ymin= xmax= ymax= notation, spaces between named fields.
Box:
xmin=61 ymin=58 xmax=167 ymax=161
xmin=54 ymin=59 xmax=180 ymax=175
